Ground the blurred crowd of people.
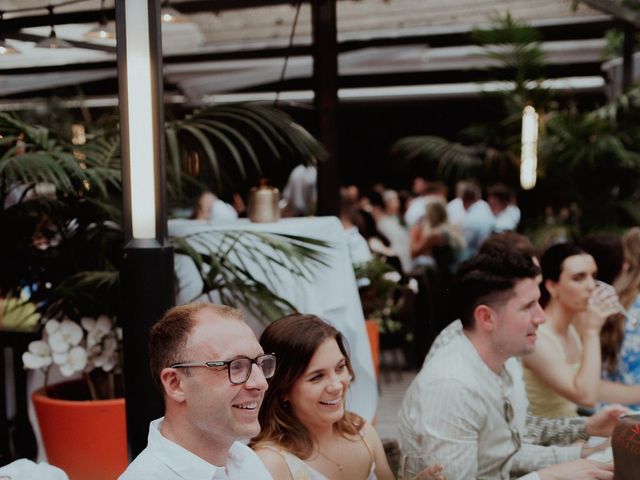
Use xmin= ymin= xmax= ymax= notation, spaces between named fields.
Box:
xmin=337 ymin=177 xmax=521 ymax=276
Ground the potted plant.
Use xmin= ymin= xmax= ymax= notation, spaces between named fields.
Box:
xmin=23 ymin=315 xmax=126 ymax=480
xmin=0 ymin=102 xmax=328 ymax=477
xmin=354 ymin=257 xmax=418 ymax=376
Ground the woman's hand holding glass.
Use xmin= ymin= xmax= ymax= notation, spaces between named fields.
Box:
xmin=576 ymin=280 xmax=623 ymax=334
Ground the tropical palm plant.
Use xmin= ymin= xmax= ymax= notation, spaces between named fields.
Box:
xmin=0 ymin=103 xmax=328 ymax=326
xmin=165 ymin=103 xmax=326 ymax=203
xmin=537 ymin=85 xmax=640 ymax=234
xmin=389 ymin=13 xmax=549 ymax=186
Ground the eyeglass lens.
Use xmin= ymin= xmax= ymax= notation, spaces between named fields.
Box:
xmin=229 ymin=355 xmax=276 ymax=384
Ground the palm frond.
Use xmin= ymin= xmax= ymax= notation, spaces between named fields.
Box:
xmin=165 ymin=103 xmax=325 ymax=198
xmin=171 ymin=229 xmax=330 ymax=324
xmin=390 ymin=135 xmax=483 ymax=181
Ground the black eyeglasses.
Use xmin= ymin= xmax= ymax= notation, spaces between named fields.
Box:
xmin=170 ymin=353 xmax=276 ymax=385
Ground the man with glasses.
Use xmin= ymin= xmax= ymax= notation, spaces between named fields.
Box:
xmin=399 ymin=250 xmax=624 ymax=479
xmin=119 ymin=303 xmax=275 ymax=479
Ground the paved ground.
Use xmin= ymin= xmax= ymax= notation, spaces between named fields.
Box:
xmin=374 ymin=369 xmax=417 ymax=440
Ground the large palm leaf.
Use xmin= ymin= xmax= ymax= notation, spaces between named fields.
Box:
xmin=171 ymin=230 xmax=329 ymax=323
xmin=165 ymin=103 xmax=326 ymax=200
xmin=0 ymin=103 xmax=328 ymax=325
xmin=389 ymin=135 xmax=484 ymax=181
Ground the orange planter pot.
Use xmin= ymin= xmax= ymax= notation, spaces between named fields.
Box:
xmin=32 ymin=380 xmax=128 ymax=480
xmin=365 ymin=319 xmax=380 ymax=379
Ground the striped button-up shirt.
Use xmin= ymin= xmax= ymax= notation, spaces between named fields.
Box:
xmin=398 ymin=321 xmax=583 ymax=480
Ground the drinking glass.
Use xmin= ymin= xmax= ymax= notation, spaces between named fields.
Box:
xmin=595 ymin=280 xmax=640 ymax=328
xmin=400 ymin=452 xmax=445 ymax=480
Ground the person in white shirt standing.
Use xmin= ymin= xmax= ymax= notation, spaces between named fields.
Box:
xmin=488 ymin=184 xmax=521 ymax=232
xmin=119 ymin=303 xmax=274 ymax=480
xmin=399 ymin=250 xmax=623 ymax=480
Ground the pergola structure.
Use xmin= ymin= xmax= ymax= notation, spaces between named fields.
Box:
xmin=2 ymin=0 xmax=639 ymax=459
xmin=0 ymin=0 xmax=637 ymax=102
xmin=2 ymin=0 xmax=637 ymax=213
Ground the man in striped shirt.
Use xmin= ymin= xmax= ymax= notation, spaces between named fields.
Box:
xmin=399 ymin=250 xmax=624 ymax=480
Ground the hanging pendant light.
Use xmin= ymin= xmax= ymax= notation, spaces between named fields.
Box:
xmin=0 ymin=11 xmax=19 ymax=55
xmin=36 ymin=6 xmax=73 ymax=49
xmin=85 ymin=0 xmax=116 ymax=39
xmin=161 ymin=0 xmax=188 ymax=23
xmin=520 ymin=105 xmax=539 ymax=190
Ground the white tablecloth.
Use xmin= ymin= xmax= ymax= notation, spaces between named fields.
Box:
xmin=169 ymin=216 xmax=377 ymax=421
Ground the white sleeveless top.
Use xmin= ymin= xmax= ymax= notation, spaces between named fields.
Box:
xmin=265 ymin=431 xmax=377 ymax=480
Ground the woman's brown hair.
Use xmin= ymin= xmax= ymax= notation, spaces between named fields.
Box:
xmin=603 ymin=228 xmax=640 ymax=373
xmin=250 ymin=313 xmax=364 ymax=458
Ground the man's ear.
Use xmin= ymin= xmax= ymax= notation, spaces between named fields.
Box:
xmin=474 ymin=304 xmax=497 ymax=332
xmin=160 ymin=368 xmax=187 ymax=403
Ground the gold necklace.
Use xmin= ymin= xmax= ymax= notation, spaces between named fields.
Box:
xmin=316 ymin=448 xmax=343 ymax=471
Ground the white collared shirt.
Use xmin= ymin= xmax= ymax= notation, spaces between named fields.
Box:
xmin=118 ymin=418 xmax=273 ymax=480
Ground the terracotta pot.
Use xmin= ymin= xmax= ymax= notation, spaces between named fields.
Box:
xmin=365 ymin=319 xmax=380 ymax=379
xmin=32 ymin=380 xmax=127 ymax=480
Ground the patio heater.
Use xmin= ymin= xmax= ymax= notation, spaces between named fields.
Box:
xmin=115 ymin=0 xmax=174 ymax=458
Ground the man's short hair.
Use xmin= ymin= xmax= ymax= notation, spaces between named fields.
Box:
xmin=487 ymin=184 xmax=512 ymax=204
xmin=453 ymin=250 xmax=540 ymax=329
xmin=479 ymin=232 xmax=536 ymax=259
xmin=148 ymin=303 xmax=243 ymax=393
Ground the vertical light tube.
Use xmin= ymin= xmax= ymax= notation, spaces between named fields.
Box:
xmin=123 ymin=0 xmax=156 ymax=239
xmin=520 ymin=105 xmax=539 ymax=190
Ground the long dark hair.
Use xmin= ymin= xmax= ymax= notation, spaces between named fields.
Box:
xmin=539 ymin=243 xmax=586 ymax=308
xmin=250 ymin=313 xmax=363 ymax=458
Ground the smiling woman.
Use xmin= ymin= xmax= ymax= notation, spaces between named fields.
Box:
xmin=250 ymin=313 xmax=444 ymax=480
xmin=250 ymin=313 xmax=395 ymax=480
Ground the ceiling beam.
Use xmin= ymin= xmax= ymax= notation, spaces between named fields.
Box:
xmin=0 ymin=15 xmax=613 ymax=76
xmin=3 ymin=9 xmax=115 ymax=32
xmin=0 ymin=0 xmax=304 ymax=31
xmin=6 ymin=32 xmax=117 ymax=53
xmin=581 ymin=0 xmax=640 ymax=28
xmin=240 ymin=62 xmax=604 ymax=92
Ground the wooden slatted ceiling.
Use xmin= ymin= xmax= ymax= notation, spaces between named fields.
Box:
xmin=190 ymin=0 xmax=604 ymax=47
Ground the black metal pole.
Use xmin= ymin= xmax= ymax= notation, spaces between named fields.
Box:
xmin=312 ymin=0 xmax=340 ymax=216
xmin=116 ymin=0 xmax=174 ymax=458
xmin=622 ymin=21 xmax=635 ymax=92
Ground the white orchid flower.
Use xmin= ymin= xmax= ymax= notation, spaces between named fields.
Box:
xmin=57 ymin=346 xmax=88 ymax=377
xmin=82 ymin=315 xmax=113 ymax=349
xmin=22 ymin=340 xmax=52 ymax=370
xmin=44 ymin=319 xmax=61 ymax=335
xmin=408 ymin=278 xmax=419 ymax=294
xmin=92 ymin=335 xmax=119 ymax=372
xmin=382 ymin=271 xmax=402 ymax=283
xmin=48 ymin=319 xmax=83 ymax=353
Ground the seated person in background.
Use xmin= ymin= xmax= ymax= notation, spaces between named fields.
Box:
xmin=281 ymin=164 xmax=317 ymax=217
xmin=409 ymin=199 xmax=465 ymax=274
xmin=191 ymin=191 xmax=239 ymax=222
xmin=523 ymin=243 xmax=640 ymax=418
xmin=252 ymin=313 xmax=443 ymax=480
xmin=369 ymin=190 xmax=412 ymax=274
xmin=339 ymin=189 xmax=373 ymax=266
xmin=487 ymin=183 xmax=521 ymax=232
xmin=458 ymin=180 xmax=495 ymax=257
xmin=580 ymin=233 xmax=625 ymax=286
xmin=119 ymin=303 xmax=273 ymax=479
xmin=399 ymin=249 xmax=623 ymax=480
xmin=602 ymin=228 xmax=640 ymax=410
xmin=403 ymin=178 xmax=448 ymax=229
